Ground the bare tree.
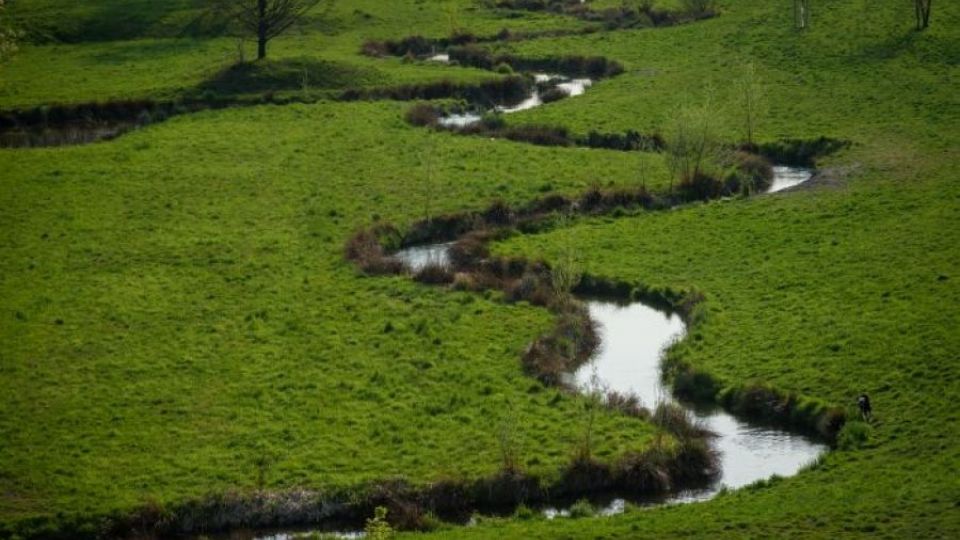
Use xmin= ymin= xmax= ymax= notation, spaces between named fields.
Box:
xmin=914 ymin=0 xmax=932 ymax=31
xmin=793 ymin=0 xmax=811 ymax=30
xmin=216 ymin=0 xmax=331 ymax=60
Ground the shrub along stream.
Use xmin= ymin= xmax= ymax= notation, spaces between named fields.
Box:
xmin=0 ymin=17 xmax=846 ymax=538
xmin=11 ymin=147 xmax=843 ymax=540
xmin=348 ymin=176 xmax=847 ymax=444
xmin=330 ymin=162 xmax=846 ymax=536
xmin=0 ymin=48 xmax=623 ymax=148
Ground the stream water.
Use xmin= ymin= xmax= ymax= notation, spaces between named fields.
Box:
xmin=393 ymin=244 xmax=827 ymax=510
xmin=224 ymin=235 xmax=826 ymax=539
xmin=392 ymin=242 xmax=454 ymax=271
xmin=574 ymin=300 xmax=827 ymax=503
xmin=768 ymin=166 xmax=814 ymax=193
xmin=439 ymin=74 xmax=592 ymax=128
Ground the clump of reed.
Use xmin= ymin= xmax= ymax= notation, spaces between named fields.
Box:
xmin=539 ymin=87 xmax=569 ymax=104
xmin=340 ymin=76 xmax=530 ymax=106
xmin=454 ymin=121 xmax=572 ymax=147
xmin=750 ymin=136 xmax=851 ymax=167
xmin=578 ymin=129 xmax=665 ymax=151
xmin=651 ymin=402 xmax=713 ymax=440
xmin=717 ymin=382 xmax=845 ymax=440
xmin=405 ymin=103 xmax=441 ymax=127
xmin=344 ymin=225 xmax=404 ymax=275
xmin=402 ymin=214 xmax=481 ymax=249
xmin=675 ymin=171 xmax=727 ymax=202
xmin=446 ymin=46 xmax=624 ymax=79
xmin=447 ymin=232 xmax=492 ymax=271
xmin=413 ymin=263 xmax=455 ymax=285
xmin=724 ymin=151 xmax=774 ymax=194
xmin=559 ymin=455 xmax=612 ymax=493
xmin=605 ymin=390 xmax=650 ymax=419
xmin=523 ymin=306 xmax=599 ymax=384
xmin=111 ymin=488 xmax=346 ymax=538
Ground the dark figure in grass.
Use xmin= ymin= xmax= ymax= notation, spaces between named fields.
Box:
xmin=857 ymin=393 xmax=873 ymax=421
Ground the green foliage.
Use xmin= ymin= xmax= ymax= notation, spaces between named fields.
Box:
xmin=0 ymin=100 xmax=664 ymax=531
xmin=567 ymin=498 xmax=596 ymax=518
xmin=0 ymin=0 xmax=958 ymax=538
xmin=364 ymin=506 xmax=395 ymax=540
xmin=837 ymin=420 xmax=873 ymax=451
xmin=0 ymin=0 xmax=20 ymax=61
xmin=662 ymin=98 xmax=727 ymax=187
xmin=680 ymin=0 xmax=715 ymax=16
xmin=512 ymin=503 xmax=536 ymax=520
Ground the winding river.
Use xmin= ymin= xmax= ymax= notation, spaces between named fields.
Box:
xmin=396 ymin=243 xmax=827 ymax=516
xmin=439 ymin=73 xmax=593 ymax=128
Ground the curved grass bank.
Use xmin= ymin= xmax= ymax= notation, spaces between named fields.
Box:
xmin=1 ymin=0 xmax=958 ymax=538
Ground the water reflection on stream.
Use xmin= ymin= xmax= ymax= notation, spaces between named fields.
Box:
xmin=439 ymin=74 xmax=593 ymax=128
xmin=575 ymin=300 xmax=827 ymax=503
xmin=394 ymin=245 xmax=827 ymax=514
xmin=768 ymin=166 xmax=814 ymax=193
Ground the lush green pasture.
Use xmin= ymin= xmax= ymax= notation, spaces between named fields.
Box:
xmin=480 ymin=168 xmax=960 ymax=537
xmin=500 ymin=1 xmax=959 ymax=145
xmin=419 ymin=1 xmax=960 ymax=537
xmin=0 ymin=100 xmax=672 ymax=523
xmin=0 ymin=0 xmax=586 ymax=108
xmin=1 ymin=0 xmax=959 ymax=538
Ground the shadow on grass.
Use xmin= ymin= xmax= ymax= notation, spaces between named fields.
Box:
xmin=13 ymin=0 xmax=214 ymax=43
xmin=194 ymin=58 xmax=386 ymax=98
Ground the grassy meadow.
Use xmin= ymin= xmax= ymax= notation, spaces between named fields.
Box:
xmin=1 ymin=0 xmax=959 ymax=538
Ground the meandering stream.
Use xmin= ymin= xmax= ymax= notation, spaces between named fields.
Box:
xmin=394 ymin=243 xmax=827 ymax=513
xmin=439 ymin=73 xmax=593 ymax=128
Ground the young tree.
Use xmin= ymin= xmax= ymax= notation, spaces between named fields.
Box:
xmin=575 ymin=367 xmax=606 ymax=462
xmin=637 ymin=139 xmax=651 ymax=192
xmin=663 ymin=99 xmax=726 ymax=191
xmin=497 ymin=408 xmax=521 ymax=473
xmin=216 ymin=0 xmax=331 ymax=60
xmin=0 ymin=0 xmax=21 ymax=62
xmin=418 ymin=135 xmax=443 ymax=221
xmin=914 ymin=0 xmax=932 ymax=31
xmin=734 ymin=62 xmax=767 ymax=146
xmin=550 ymin=213 xmax=582 ymax=307
xmin=364 ymin=506 xmax=395 ymax=540
xmin=793 ymin=0 xmax=811 ymax=30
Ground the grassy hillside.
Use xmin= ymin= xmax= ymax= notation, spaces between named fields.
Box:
xmin=1 ymin=0 xmax=958 ymax=538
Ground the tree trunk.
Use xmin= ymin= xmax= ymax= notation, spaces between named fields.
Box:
xmin=916 ymin=0 xmax=933 ymax=31
xmin=257 ymin=0 xmax=268 ymax=60
xmin=793 ymin=0 xmax=810 ymax=30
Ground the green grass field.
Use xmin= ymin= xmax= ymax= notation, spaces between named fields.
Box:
xmin=1 ymin=0 xmax=958 ymax=538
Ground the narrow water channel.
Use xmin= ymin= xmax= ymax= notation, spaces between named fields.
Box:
xmin=438 ymin=73 xmax=593 ymax=128
xmin=768 ymin=166 xmax=813 ymax=193
xmin=394 ymin=242 xmax=827 ymax=511
xmin=219 ymin=235 xmax=826 ymax=539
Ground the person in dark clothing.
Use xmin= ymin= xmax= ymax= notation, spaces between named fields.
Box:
xmin=857 ymin=393 xmax=872 ymax=421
